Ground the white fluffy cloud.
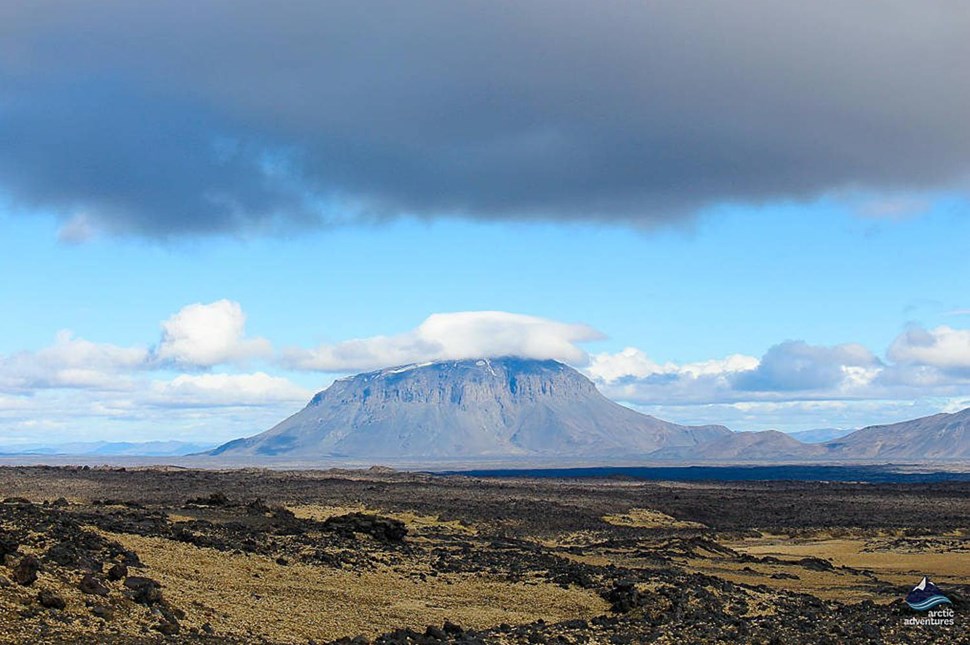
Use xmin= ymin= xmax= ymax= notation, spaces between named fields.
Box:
xmin=38 ymin=330 xmax=149 ymax=370
xmin=732 ymin=341 xmax=881 ymax=392
xmin=0 ymin=300 xmax=272 ymax=395
xmin=628 ymin=398 xmax=950 ymax=434
xmin=0 ymin=301 xmax=305 ymax=444
xmin=584 ymin=336 xmax=970 ymax=409
xmin=284 ymin=311 xmax=603 ymax=372
xmin=0 ymin=331 xmax=147 ymax=392
xmin=148 ymin=372 xmax=311 ymax=408
xmin=3 ymin=304 xmax=970 ymax=442
xmin=0 ymin=383 xmax=311 ymax=447
xmin=888 ymin=325 xmax=970 ymax=372
xmin=586 ymin=347 xmax=763 ymax=406
xmin=586 ymin=347 xmax=759 ymax=383
xmin=155 ymin=300 xmax=272 ymax=367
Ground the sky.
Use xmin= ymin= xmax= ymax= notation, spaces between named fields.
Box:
xmin=1 ymin=1 xmax=969 ymax=445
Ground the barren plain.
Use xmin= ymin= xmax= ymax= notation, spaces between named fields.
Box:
xmin=0 ymin=466 xmax=966 ymax=644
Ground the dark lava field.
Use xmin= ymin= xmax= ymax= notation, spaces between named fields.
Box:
xmin=0 ymin=466 xmax=966 ymax=644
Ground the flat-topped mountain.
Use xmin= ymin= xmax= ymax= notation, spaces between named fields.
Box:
xmin=209 ymin=357 xmax=970 ymax=464
xmin=210 ymin=357 xmax=730 ymax=461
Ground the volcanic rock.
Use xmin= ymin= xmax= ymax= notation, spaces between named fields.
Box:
xmin=124 ymin=576 xmax=163 ymax=605
xmin=79 ymin=573 xmax=109 ymax=595
xmin=13 ymin=555 xmax=40 ymax=586
xmin=107 ymin=562 xmax=128 ymax=581
xmin=37 ymin=590 xmax=66 ymax=610
xmin=322 ymin=513 xmax=407 ymax=542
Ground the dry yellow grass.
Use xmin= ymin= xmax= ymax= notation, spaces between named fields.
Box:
xmin=602 ymin=508 xmax=706 ymax=530
xmin=681 ymin=555 xmax=877 ymax=602
xmin=166 ymin=513 xmax=197 ymax=523
xmin=289 ymin=504 xmax=478 ymax=536
xmin=726 ymin=534 xmax=970 ymax=588
xmin=0 ymin=541 xmax=163 ymax=643
xmin=104 ymin=531 xmax=609 ymax=643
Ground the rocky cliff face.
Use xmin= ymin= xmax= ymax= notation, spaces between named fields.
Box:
xmin=211 ymin=357 xmax=731 ymax=461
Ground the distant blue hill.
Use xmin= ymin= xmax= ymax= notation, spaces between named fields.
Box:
xmin=0 ymin=440 xmax=217 ymax=457
xmin=787 ymin=428 xmax=854 ymax=443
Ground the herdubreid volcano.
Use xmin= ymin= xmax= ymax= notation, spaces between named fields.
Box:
xmin=210 ymin=357 xmax=730 ymax=461
xmin=210 ymin=357 xmax=970 ymax=463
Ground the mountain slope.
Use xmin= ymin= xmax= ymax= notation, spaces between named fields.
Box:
xmin=651 ymin=430 xmax=825 ymax=461
xmin=211 ymin=358 xmax=731 ymax=461
xmin=826 ymin=408 xmax=970 ymax=460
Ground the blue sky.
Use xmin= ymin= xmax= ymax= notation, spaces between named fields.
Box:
xmin=3 ymin=197 xmax=968 ymax=444
xmin=5 ymin=198 xmax=968 ymax=359
xmin=1 ymin=2 xmax=969 ymax=445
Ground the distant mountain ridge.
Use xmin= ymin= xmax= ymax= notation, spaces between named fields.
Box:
xmin=0 ymin=441 xmax=217 ymax=457
xmin=652 ymin=430 xmax=826 ymax=461
xmin=207 ymin=357 xmax=970 ymax=464
xmin=211 ymin=357 xmax=730 ymax=461
xmin=654 ymin=409 xmax=970 ymax=462
xmin=825 ymin=408 xmax=970 ymax=460
xmin=7 ymin=361 xmax=963 ymax=464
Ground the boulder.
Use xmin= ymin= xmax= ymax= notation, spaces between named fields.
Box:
xmin=13 ymin=555 xmax=41 ymax=586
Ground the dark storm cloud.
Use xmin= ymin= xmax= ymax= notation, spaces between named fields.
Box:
xmin=1 ymin=1 xmax=968 ymax=237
